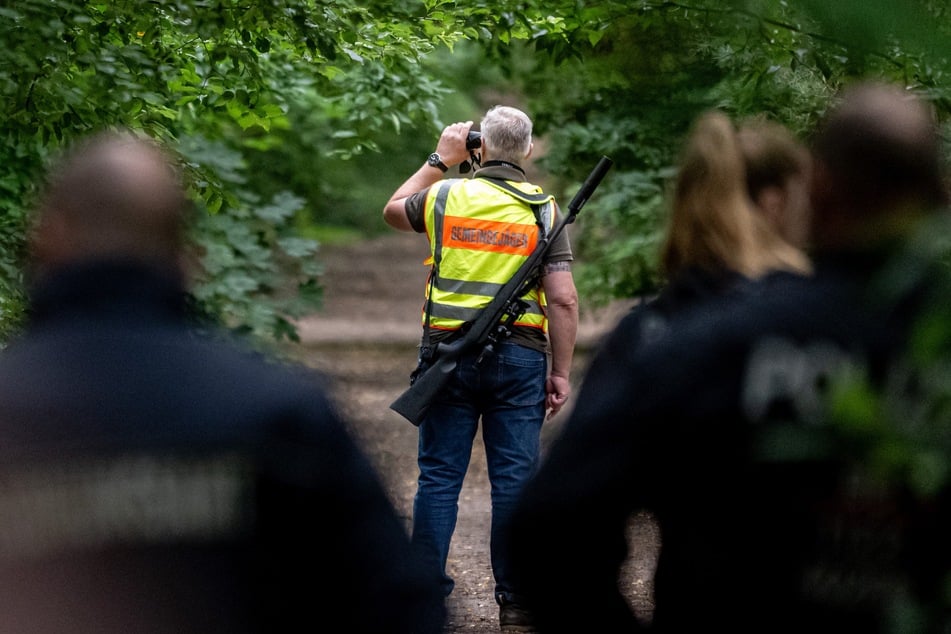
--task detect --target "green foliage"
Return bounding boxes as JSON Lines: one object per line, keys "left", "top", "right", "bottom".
{"left": 178, "top": 136, "right": 323, "bottom": 343}
{"left": 3, "top": 0, "right": 951, "bottom": 342}
{"left": 510, "top": 0, "right": 951, "bottom": 305}
{"left": 239, "top": 60, "right": 454, "bottom": 235}
{"left": 0, "top": 212, "right": 27, "bottom": 346}
{"left": 0, "top": 0, "right": 574, "bottom": 343}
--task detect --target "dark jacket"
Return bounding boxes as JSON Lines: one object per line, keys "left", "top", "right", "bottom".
{"left": 621, "top": 266, "right": 750, "bottom": 351}
{"left": 0, "top": 260, "right": 445, "bottom": 634}
{"left": 508, "top": 243, "right": 950, "bottom": 633}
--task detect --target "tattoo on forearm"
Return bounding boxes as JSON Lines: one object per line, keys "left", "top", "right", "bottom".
{"left": 545, "top": 261, "right": 571, "bottom": 274}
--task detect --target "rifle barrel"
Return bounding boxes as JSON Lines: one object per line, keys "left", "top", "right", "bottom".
{"left": 566, "top": 156, "right": 614, "bottom": 216}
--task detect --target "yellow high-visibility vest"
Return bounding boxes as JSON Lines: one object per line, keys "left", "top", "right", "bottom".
{"left": 422, "top": 177, "right": 556, "bottom": 333}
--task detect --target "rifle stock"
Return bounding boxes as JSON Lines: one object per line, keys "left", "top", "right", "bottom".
{"left": 390, "top": 156, "right": 614, "bottom": 426}
{"left": 389, "top": 339, "right": 464, "bottom": 425}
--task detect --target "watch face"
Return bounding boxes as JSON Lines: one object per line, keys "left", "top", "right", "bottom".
{"left": 428, "top": 152, "right": 447, "bottom": 171}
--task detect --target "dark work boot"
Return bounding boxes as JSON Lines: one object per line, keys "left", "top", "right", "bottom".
{"left": 498, "top": 597, "right": 538, "bottom": 633}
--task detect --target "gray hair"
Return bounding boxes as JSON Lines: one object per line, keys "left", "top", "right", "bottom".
{"left": 480, "top": 105, "right": 533, "bottom": 164}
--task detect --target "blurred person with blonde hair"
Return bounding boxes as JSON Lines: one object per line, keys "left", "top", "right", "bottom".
{"left": 660, "top": 110, "right": 809, "bottom": 281}
{"left": 630, "top": 110, "right": 811, "bottom": 347}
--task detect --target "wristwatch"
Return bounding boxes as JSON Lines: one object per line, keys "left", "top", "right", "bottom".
{"left": 427, "top": 152, "right": 448, "bottom": 172}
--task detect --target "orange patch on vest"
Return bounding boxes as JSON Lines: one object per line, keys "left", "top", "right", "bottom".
{"left": 442, "top": 217, "right": 538, "bottom": 256}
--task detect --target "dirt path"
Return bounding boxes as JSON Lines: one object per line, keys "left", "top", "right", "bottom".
{"left": 290, "top": 231, "right": 655, "bottom": 632}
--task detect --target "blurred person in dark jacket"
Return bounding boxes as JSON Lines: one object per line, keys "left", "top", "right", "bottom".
{"left": 507, "top": 82, "right": 950, "bottom": 633}
{"left": 0, "top": 130, "right": 445, "bottom": 634}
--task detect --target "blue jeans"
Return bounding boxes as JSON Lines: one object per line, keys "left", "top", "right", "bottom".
{"left": 411, "top": 340, "right": 546, "bottom": 605}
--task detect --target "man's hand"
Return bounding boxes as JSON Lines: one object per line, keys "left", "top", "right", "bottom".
{"left": 545, "top": 374, "right": 571, "bottom": 420}
{"left": 383, "top": 120, "right": 474, "bottom": 232}
{"left": 434, "top": 121, "right": 474, "bottom": 168}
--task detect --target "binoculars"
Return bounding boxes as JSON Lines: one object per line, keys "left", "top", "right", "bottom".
{"left": 466, "top": 131, "right": 482, "bottom": 150}
{"left": 460, "top": 131, "right": 482, "bottom": 174}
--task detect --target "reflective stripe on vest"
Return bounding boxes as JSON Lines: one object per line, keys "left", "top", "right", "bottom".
{"left": 423, "top": 178, "right": 555, "bottom": 332}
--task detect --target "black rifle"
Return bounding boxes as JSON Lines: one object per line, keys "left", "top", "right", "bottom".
{"left": 389, "top": 155, "right": 614, "bottom": 426}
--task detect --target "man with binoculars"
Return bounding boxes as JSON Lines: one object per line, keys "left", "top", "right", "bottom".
{"left": 383, "top": 105, "right": 579, "bottom": 633}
